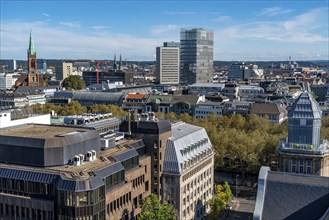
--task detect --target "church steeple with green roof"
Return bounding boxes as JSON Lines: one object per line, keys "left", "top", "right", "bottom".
{"left": 28, "top": 29, "right": 36, "bottom": 55}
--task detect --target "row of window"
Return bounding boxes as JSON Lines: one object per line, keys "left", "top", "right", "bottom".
{"left": 132, "top": 175, "right": 145, "bottom": 189}
{"left": 105, "top": 170, "right": 125, "bottom": 191}
{"left": 0, "top": 203, "right": 54, "bottom": 220}
{"left": 107, "top": 192, "right": 131, "bottom": 214}
{"left": 182, "top": 157, "right": 213, "bottom": 182}
{"left": 291, "top": 160, "right": 312, "bottom": 174}
{"left": 0, "top": 178, "right": 54, "bottom": 197}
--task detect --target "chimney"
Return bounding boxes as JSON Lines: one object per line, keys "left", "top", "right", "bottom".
{"left": 128, "top": 109, "right": 131, "bottom": 134}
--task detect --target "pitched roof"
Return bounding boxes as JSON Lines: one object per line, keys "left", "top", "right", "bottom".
{"left": 172, "top": 95, "right": 200, "bottom": 105}
{"left": 126, "top": 93, "right": 146, "bottom": 99}
{"left": 163, "top": 122, "right": 212, "bottom": 174}
{"left": 254, "top": 167, "right": 329, "bottom": 220}
{"left": 146, "top": 94, "right": 174, "bottom": 104}
{"left": 288, "top": 92, "right": 322, "bottom": 119}
{"left": 251, "top": 103, "right": 286, "bottom": 115}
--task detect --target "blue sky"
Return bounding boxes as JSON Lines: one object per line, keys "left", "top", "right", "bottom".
{"left": 1, "top": 1, "right": 328, "bottom": 61}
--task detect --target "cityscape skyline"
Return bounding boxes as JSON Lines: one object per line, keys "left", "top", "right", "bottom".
{"left": 1, "top": 1, "right": 328, "bottom": 61}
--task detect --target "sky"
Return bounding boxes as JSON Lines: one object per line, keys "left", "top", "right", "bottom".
{"left": 1, "top": 0, "right": 328, "bottom": 61}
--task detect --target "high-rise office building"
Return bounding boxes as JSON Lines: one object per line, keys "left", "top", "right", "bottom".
{"left": 180, "top": 28, "right": 213, "bottom": 85}
{"left": 156, "top": 42, "right": 180, "bottom": 85}
{"left": 56, "top": 62, "right": 73, "bottom": 81}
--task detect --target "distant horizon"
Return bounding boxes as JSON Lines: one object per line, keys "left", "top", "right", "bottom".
{"left": 1, "top": 1, "right": 328, "bottom": 61}
{"left": 1, "top": 58, "right": 328, "bottom": 63}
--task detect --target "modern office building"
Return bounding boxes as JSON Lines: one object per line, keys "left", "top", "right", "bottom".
{"left": 83, "top": 70, "right": 133, "bottom": 86}
{"left": 278, "top": 92, "right": 329, "bottom": 176}
{"left": 162, "top": 121, "right": 214, "bottom": 219}
{"left": 0, "top": 73, "right": 14, "bottom": 90}
{"left": 180, "top": 28, "right": 214, "bottom": 85}
{"left": 120, "top": 111, "right": 172, "bottom": 199}
{"left": 0, "top": 59, "right": 16, "bottom": 71}
{"left": 56, "top": 62, "right": 73, "bottom": 81}
{"left": 227, "top": 63, "right": 246, "bottom": 80}
{"left": 37, "top": 59, "right": 47, "bottom": 73}
{"left": 156, "top": 42, "right": 180, "bottom": 85}
{"left": 0, "top": 124, "right": 152, "bottom": 220}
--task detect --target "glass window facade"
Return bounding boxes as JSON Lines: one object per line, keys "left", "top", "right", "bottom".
{"left": 180, "top": 28, "right": 213, "bottom": 85}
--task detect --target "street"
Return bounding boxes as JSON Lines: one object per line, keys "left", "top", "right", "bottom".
{"left": 219, "top": 186, "right": 256, "bottom": 220}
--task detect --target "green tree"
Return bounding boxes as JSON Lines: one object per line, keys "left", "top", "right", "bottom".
{"left": 208, "top": 182, "right": 233, "bottom": 219}
{"left": 89, "top": 104, "right": 126, "bottom": 117}
{"left": 62, "top": 75, "right": 86, "bottom": 90}
{"left": 58, "top": 101, "right": 87, "bottom": 116}
{"left": 139, "top": 194, "right": 175, "bottom": 220}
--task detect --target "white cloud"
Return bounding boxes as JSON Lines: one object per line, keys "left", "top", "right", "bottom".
{"left": 42, "top": 13, "right": 50, "bottom": 17}
{"left": 91, "top": 25, "right": 111, "bottom": 31}
{"left": 150, "top": 24, "right": 178, "bottom": 35}
{"left": 212, "top": 16, "right": 231, "bottom": 22}
{"left": 59, "top": 21, "right": 81, "bottom": 28}
{"left": 218, "top": 8, "right": 328, "bottom": 43}
{"left": 0, "top": 20, "right": 173, "bottom": 60}
{"left": 257, "top": 7, "right": 294, "bottom": 16}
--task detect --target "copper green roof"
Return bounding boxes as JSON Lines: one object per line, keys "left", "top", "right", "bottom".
{"left": 146, "top": 94, "right": 173, "bottom": 104}
{"left": 28, "top": 30, "right": 36, "bottom": 55}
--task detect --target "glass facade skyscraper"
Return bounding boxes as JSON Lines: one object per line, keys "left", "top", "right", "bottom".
{"left": 180, "top": 28, "right": 214, "bottom": 85}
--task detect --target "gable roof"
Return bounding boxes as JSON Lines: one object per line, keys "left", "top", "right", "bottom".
{"left": 171, "top": 95, "right": 200, "bottom": 105}
{"left": 251, "top": 103, "right": 286, "bottom": 115}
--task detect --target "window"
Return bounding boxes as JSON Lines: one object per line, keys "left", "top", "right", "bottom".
{"left": 306, "top": 161, "right": 312, "bottom": 174}
{"left": 299, "top": 161, "right": 304, "bottom": 173}
{"left": 291, "top": 159, "right": 296, "bottom": 173}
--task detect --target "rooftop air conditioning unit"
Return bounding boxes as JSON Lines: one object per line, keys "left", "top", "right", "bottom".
{"left": 86, "top": 151, "right": 93, "bottom": 161}
{"left": 79, "top": 154, "right": 85, "bottom": 164}
{"left": 91, "top": 150, "right": 96, "bottom": 161}
{"left": 73, "top": 155, "right": 81, "bottom": 166}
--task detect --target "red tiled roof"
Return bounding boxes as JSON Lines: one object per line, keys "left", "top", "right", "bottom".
{"left": 126, "top": 94, "right": 145, "bottom": 99}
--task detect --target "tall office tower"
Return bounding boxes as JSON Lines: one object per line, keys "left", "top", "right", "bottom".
{"left": 180, "top": 28, "right": 213, "bottom": 85}
{"left": 156, "top": 42, "right": 180, "bottom": 85}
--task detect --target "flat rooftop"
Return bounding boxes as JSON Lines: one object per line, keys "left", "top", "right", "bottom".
{"left": 0, "top": 138, "right": 144, "bottom": 180}
{"left": 1, "top": 124, "right": 91, "bottom": 139}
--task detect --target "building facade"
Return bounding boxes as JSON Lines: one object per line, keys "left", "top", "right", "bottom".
{"left": 162, "top": 122, "right": 214, "bottom": 219}
{"left": 180, "top": 28, "right": 213, "bottom": 85}
{"left": 0, "top": 124, "right": 152, "bottom": 220}
{"left": 0, "top": 73, "right": 13, "bottom": 90}
{"left": 56, "top": 62, "right": 73, "bottom": 81}
{"left": 156, "top": 43, "right": 180, "bottom": 85}
{"left": 278, "top": 92, "right": 329, "bottom": 176}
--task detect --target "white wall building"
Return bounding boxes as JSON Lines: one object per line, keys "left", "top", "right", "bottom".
{"left": 0, "top": 73, "right": 14, "bottom": 90}
{"left": 156, "top": 45, "right": 180, "bottom": 85}
{"left": 0, "top": 109, "right": 51, "bottom": 129}
{"left": 162, "top": 122, "right": 214, "bottom": 220}
{"left": 194, "top": 101, "right": 225, "bottom": 119}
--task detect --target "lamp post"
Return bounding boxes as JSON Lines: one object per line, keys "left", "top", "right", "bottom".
{"left": 236, "top": 175, "right": 239, "bottom": 198}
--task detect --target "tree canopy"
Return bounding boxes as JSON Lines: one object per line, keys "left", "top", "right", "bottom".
{"left": 139, "top": 194, "right": 175, "bottom": 220}
{"left": 32, "top": 102, "right": 126, "bottom": 117}
{"left": 62, "top": 75, "right": 86, "bottom": 90}
{"left": 164, "top": 112, "right": 288, "bottom": 173}
{"left": 208, "top": 182, "right": 233, "bottom": 218}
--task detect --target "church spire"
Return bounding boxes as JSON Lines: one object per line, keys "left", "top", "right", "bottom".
{"left": 28, "top": 29, "right": 36, "bottom": 55}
